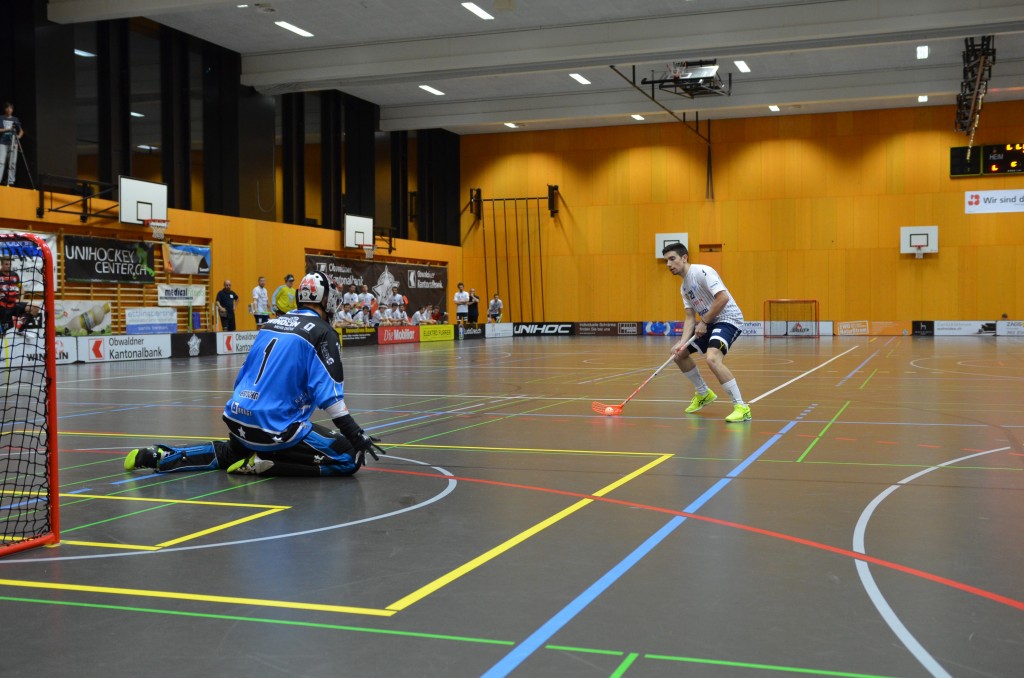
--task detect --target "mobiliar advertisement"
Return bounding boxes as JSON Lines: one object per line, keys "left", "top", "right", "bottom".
{"left": 378, "top": 326, "right": 419, "bottom": 345}
{"left": 78, "top": 334, "right": 171, "bottom": 362}
{"left": 217, "top": 331, "right": 259, "bottom": 355}
{"left": 305, "top": 254, "right": 448, "bottom": 315}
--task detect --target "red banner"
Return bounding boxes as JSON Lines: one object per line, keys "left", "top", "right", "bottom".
{"left": 378, "top": 326, "right": 419, "bottom": 345}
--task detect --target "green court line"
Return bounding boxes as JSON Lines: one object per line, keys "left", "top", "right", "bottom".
{"left": 0, "top": 595, "right": 513, "bottom": 645}
{"left": 644, "top": 653, "right": 897, "bottom": 677}
{"left": 795, "top": 401, "right": 851, "bottom": 463}
{"left": 610, "top": 652, "right": 640, "bottom": 677}
{"left": 858, "top": 368, "right": 878, "bottom": 390}
{"left": 0, "top": 595, "right": 899, "bottom": 676}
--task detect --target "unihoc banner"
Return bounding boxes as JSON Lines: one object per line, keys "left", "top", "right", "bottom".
{"left": 964, "top": 189, "right": 1024, "bottom": 214}
{"left": 55, "top": 300, "right": 112, "bottom": 336}
{"left": 64, "top": 235, "right": 155, "bottom": 284}
{"left": 165, "top": 243, "right": 211, "bottom": 275}
{"left": 157, "top": 284, "right": 207, "bottom": 307}
{"left": 305, "top": 254, "right": 448, "bottom": 316}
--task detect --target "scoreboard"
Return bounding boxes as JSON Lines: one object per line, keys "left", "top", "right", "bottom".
{"left": 951, "top": 143, "right": 1024, "bottom": 177}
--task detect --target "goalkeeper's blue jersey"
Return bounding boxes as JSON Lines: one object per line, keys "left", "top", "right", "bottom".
{"left": 222, "top": 308, "right": 345, "bottom": 451}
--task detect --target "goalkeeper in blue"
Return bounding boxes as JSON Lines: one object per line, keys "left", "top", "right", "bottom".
{"left": 124, "top": 271, "right": 385, "bottom": 476}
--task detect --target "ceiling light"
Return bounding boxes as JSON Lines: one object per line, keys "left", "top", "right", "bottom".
{"left": 631, "top": 114, "right": 645, "bottom": 121}
{"left": 462, "top": 2, "right": 495, "bottom": 20}
{"left": 274, "top": 21, "right": 314, "bottom": 37}
{"left": 419, "top": 85, "right": 446, "bottom": 96}
{"left": 917, "top": 45, "right": 929, "bottom": 60}
{"left": 768, "top": 105, "right": 780, "bottom": 112}
{"left": 137, "top": 145, "right": 158, "bottom": 151}
{"left": 130, "top": 112, "right": 145, "bottom": 118}
{"left": 74, "top": 49, "right": 96, "bottom": 58}
{"left": 237, "top": 4, "right": 249, "bottom": 7}
{"left": 734, "top": 60, "right": 751, "bottom": 73}
{"left": 569, "top": 73, "right": 591, "bottom": 85}
{"left": 504, "top": 122, "right": 518, "bottom": 128}
{"left": 918, "top": 95, "right": 929, "bottom": 103}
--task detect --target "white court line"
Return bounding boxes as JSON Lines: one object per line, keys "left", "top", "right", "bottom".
{"left": 852, "top": 446, "right": 1009, "bottom": 678}
{"left": 748, "top": 345, "right": 860, "bottom": 403}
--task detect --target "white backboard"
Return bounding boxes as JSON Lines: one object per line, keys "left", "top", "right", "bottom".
{"left": 119, "top": 176, "right": 168, "bottom": 225}
{"left": 344, "top": 214, "right": 374, "bottom": 248}
{"left": 900, "top": 225, "right": 938, "bottom": 254}
{"left": 655, "top": 232, "right": 689, "bottom": 258}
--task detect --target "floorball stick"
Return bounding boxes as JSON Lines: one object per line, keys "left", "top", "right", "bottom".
{"left": 591, "top": 335, "right": 698, "bottom": 416}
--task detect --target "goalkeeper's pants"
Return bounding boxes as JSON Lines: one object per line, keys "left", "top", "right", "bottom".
{"left": 154, "top": 423, "right": 361, "bottom": 476}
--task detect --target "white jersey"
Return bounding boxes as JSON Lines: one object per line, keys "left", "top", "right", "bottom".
{"left": 251, "top": 285, "right": 269, "bottom": 315}
{"left": 358, "top": 292, "right": 375, "bottom": 309}
{"left": 343, "top": 291, "right": 359, "bottom": 307}
{"left": 454, "top": 290, "right": 470, "bottom": 313}
{"left": 680, "top": 264, "right": 744, "bottom": 327}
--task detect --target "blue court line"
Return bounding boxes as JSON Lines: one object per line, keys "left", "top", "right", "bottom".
{"left": 482, "top": 419, "right": 800, "bottom": 677}
{"left": 837, "top": 351, "right": 878, "bottom": 387}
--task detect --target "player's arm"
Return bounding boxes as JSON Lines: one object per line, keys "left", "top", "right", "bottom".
{"left": 313, "top": 333, "right": 386, "bottom": 460}
{"left": 674, "top": 308, "right": 697, "bottom": 354}
{"left": 697, "top": 291, "right": 731, "bottom": 329}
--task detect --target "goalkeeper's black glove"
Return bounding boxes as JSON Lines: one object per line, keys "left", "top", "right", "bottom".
{"left": 352, "top": 431, "right": 387, "bottom": 463}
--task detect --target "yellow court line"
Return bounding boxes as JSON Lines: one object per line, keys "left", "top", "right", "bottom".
{"left": 57, "top": 540, "right": 160, "bottom": 551}
{"left": 386, "top": 453, "right": 674, "bottom": 611}
{"left": 0, "top": 579, "right": 396, "bottom": 617}
{"left": 156, "top": 507, "right": 288, "bottom": 548}
{"left": 59, "top": 493, "right": 289, "bottom": 510}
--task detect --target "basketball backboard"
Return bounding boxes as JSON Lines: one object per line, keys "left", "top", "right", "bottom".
{"left": 900, "top": 225, "right": 938, "bottom": 254}
{"left": 119, "top": 176, "right": 168, "bottom": 226}
{"left": 344, "top": 214, "right": 374, "bottom": 249}
{"left": 655, "top": 232, "right": 689, "bottom": 258}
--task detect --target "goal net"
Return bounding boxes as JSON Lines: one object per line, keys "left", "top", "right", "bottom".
{"left": 764, "top": 299, "right": 820, "bottom": 338}
{"left": 0, "top": 232, "right": 59, "bottom": 557}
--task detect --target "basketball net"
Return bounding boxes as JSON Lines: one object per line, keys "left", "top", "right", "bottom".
{"left": 145, "top": 219, "right": 169, "bottom": 241}
{"left": 914, "top": 245, "right": 924, "bottom": 259}
{"left": 361, "top": 244, "right": 376, "bottom": 260}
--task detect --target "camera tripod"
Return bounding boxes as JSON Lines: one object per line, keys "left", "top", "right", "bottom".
{"left": 1, "top": 131, "right": 35, "bottom": 190}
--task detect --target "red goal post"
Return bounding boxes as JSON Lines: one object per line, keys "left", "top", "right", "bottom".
{"left": 0, "top": 232, "right": 59, "bottom": 557}
{"left": 763, "top": 299, "right": 820, "bottom": 338}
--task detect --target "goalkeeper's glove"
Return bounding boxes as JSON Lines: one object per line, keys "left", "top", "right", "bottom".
{"left": 352, "top": 431, "right": 387, "bottom": 464}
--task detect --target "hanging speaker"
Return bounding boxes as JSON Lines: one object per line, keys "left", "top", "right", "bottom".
{"left": 469, "top": 188, "right": 482, "bottom": 218}
{"left": 547, "top": 184, "right": 559, "bottom": 217}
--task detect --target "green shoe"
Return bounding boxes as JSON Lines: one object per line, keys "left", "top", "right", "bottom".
{"left": 226, "top": 454, "right": 274, "bottom": 475}
{"left": 124, "top": 446, "right": 161, "bottom": 472}
{"left": 684, "top": 389, "right": 717, "bottom": 414}
{"left": 725, "top": 404, "right": 752, "bottom": 423}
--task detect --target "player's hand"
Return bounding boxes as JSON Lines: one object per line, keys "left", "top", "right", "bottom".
{"left": 694, "top": 321, "right": 707, "bottom": 337}
{"left": 353, "top": 431, "right": 387, "bottom": 463}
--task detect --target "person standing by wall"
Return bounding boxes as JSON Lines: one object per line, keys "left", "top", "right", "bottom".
{"left": 272, "top": 274, "right": 296, "bottom": 317}
{"left": 467, "top": 287, "right": 481, "bottom": 324}
{"left": 215, "top": 280, "right": 239, "bottom": 331}
{"left": 0, "top": 102, "right": 24, "bottom": 186}
{"left": 251, "top": 276, "right": 270, "bottom": 327}
{"left": 453, "top": 282, "right": 470, "bottom": 323}
{"left": 487, "top": 293, "right": 503, "bottom": 323}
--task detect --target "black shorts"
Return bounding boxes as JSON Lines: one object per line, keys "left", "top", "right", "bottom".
{"left": 689, "top": 322, "right": 742, "bottom": 356}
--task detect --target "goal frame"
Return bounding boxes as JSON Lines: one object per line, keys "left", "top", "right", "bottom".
{"left": 763, "top": 298, "right": 820, "bottom": 338}
{"left": 0, "top": 232, "right": 59, "bottom": 556}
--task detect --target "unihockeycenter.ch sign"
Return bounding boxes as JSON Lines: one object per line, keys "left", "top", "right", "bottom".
{"left": 64, "top": 235, "right": 155, "bottom": 284}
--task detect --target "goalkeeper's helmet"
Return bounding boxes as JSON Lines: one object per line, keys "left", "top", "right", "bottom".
{"left": 296, "top": 271, "right": 340, "bottom": 316}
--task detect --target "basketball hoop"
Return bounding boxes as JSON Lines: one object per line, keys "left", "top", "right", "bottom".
{"left": 913, "top": 245, "right": 925, "bottom": 259}
{"left": 361, "top": 244, "right": 376, "bottom": 260}
{"left": 144, "top": 219, "right": 169, "bottom": 241}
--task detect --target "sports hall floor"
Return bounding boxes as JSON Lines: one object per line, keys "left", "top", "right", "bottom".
{"left": 2, "top": 335, "right": 1023, "bottom": 677}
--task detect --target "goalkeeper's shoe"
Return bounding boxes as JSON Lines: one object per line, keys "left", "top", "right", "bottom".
{"left": 226, "top": 454, "right": 274, "bottom": 475}
{"left": 125, "top": 446, "right": 163, "bottom": 471}
{"left": 684, "top": 389, "right": 717, "bottom": 414}
{"left": 725, "top": 404, "right": 752, "bottom": 423}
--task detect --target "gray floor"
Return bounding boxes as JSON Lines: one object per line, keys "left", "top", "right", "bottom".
{"left": 2, "top": 335, "right": 1023, "bottom": 677}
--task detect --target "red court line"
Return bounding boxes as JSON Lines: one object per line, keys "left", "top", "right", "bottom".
{"left": 366, "top": 466, "right": 1024, "bottom": 613}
